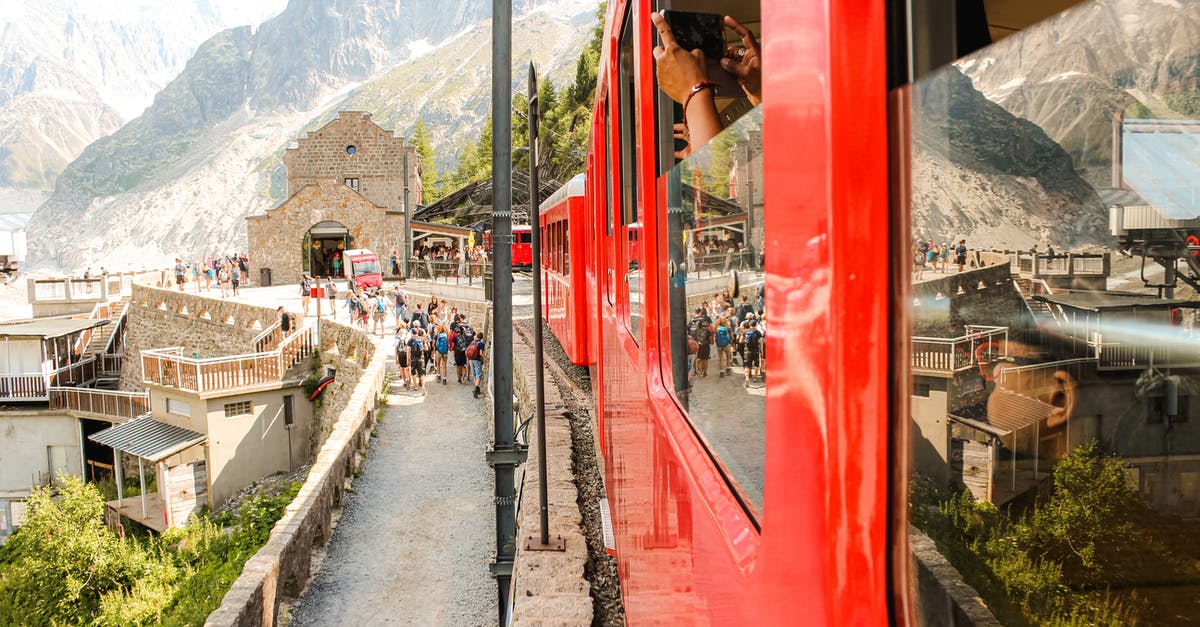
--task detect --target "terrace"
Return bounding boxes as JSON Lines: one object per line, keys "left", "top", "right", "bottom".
{"left": 141, "top": 321, "right": 315, "bottom": 396}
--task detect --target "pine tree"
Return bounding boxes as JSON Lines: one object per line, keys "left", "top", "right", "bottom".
{"left": 411, "top": 119, "right": 438, "bottom": 203}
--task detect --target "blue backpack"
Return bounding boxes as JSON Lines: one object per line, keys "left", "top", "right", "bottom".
{"left": 436, "top": 332, "right": 449, "bottom": 354}
{"left": 375, "top": 297, "right": 386, "bottom": 313}
{"left": 716, "top": 325, "right": 731, "bottom": 348}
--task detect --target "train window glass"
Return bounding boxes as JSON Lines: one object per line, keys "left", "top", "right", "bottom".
{"left": 900, "top": 1, "right": 1200, "bottom": 623}
{"left": 618, "top": 10, "right": 642, "bottom": 342}
{"left": 662, "top": 105, "right": 764, "bottom": 516}
{"left": 563, "top": 219, "right": 570, "bottom": 275}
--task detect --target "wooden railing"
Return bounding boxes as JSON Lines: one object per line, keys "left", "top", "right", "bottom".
{"left": 252, "top": 322, "right": 283, "bottom": 353}
{"left": 49, "top": 387, "right": 149, "bottom": 420}
{"left": 50, "top": 357, "right": 98, "bottom": 387}
{"left": 141, "top": 324, "right": 315, "bottom": 394}
{"left": 912, "top": 325, "right": 1009, "bottom": 374}
{"left": 0, "top": 374, "right": 48, "bottom": 399}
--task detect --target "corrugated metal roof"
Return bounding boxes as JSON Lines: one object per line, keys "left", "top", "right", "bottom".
{"left": 986, "top": 388, "right": 1054, "bottom": 447}
{"left": 0, "top": 318, "right": 108, "bottom": 339}
{"left": 88, "top": 414, "right": 206, "bottom": 462}
{"left": 0, "top": 213, "right": 30, "bottom": 231}
{"left": 1123, "top": 120, "right": 1200, "bottom": 219}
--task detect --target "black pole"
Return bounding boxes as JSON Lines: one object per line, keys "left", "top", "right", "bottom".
{"left": 486, "top": 0, "right": 521, "bottom": 623}
{"left": 528, "top": 63, "right": 551, "bottom": 547}
{"left": 403, "top": 149, "right": 412, "bottom": 278}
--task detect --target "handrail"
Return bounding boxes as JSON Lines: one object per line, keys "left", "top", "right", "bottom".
{"left": 141, "top": 322, "right": 315, "bottom": 393}
{"left": 48, "top": 387, "right": 149, "bottom": 420}
{"left": 912, "top": 326, "right": 1009, "bottom": 373}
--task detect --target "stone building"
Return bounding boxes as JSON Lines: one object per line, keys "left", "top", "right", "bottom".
{"left": 247, "top": 111, "right": 419, "bottom": 286}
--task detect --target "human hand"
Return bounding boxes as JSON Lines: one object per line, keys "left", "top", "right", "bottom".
{"left": 720, "top": 16, "right": 762, "bottom": 105}
{"left": 673, "top": 123, "right": 691, "bottom": 159}
{"left": 651, "top": 11, "right": 710, "bottom": 104}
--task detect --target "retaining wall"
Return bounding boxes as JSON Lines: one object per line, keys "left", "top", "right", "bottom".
{"left": 204, "top": 324, "right": 390, "bottom": 627}
{"left": 910, "top": 525, "right": 1000, "bottom": 626}
{"left": 119, "top": 277, "right": 300, "bottom": 391}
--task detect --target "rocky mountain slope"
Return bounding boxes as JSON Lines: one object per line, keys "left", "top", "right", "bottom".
{"left": 0, "top": 0, "right": 285, "bottom": 210}
{"left": 959, "top": 0, "right": 1200, "bottom": 184}
{"left": 26, "top": 0, "right": 598, "bottom": 271}
{"left": 911, "top": 67, "right": 1108, "bottom": 250}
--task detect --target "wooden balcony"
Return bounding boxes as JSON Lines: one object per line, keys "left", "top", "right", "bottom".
{"left": 141, "top": 324, "right": 315, "bottom": 395}
{"left": 49, "top": 387, "right": 149, "bottom": 421}
{"left": 0, "top": 356, "right": 99, "bottom": 402}
{"left": 912, "top": 325, "right": 1010, "bottom": 376}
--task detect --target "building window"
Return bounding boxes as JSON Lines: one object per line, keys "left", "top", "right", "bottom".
{"left": 913, "top": 382, "right": 931, "bottom": 397}
{"left": 346, "top": 145, "right": 356, "bottom": 155}
{"left": 166, "top": 398, "right": 190, "bottom": 417}
{"left": 345, "top": 178, "right": 359, "bottom": 192}
{"left": 224, "top": 401, "right": 253, "bottom": 418}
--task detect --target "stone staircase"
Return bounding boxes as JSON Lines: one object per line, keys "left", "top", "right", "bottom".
{"left": 84, "top": 300, "right": 129, "bottom": 356}
{"left": 1013, "top": 277, "right": 1056, "bottom": 319}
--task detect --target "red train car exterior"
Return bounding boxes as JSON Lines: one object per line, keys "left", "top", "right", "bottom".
{"left": 539, "top": 173, "right": 590, "bottom": 366}
{"left": 512, "top": 225, "right": 532, "bottom": 268}
{"left": 577, "top": 1, "right": 891, "bottom": 624}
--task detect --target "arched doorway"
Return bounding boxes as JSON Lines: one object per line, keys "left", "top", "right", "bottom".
{"left": 304, "top": 221, "right": 351, "bottom": 277}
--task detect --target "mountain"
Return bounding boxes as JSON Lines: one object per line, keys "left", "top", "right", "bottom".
{"left": 911, "top": 67, "right": 1108, "bottom": 249}
{"left": 0, "top": 0, "right": 286, "bottom": 211}
{"left": 25, "top": 0, "right": 599, "bottom": 271}
{"left": 959, "top": 0, "right": 1200, "bottom": 185}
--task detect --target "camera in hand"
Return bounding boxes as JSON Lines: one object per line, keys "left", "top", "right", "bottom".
{"left": 660, "top": 10, "right": 725, "bottom": 59}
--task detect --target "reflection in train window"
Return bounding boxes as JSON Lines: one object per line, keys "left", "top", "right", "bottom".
{"left": 663, "top": 107, "right": 764, "bottom": 516}
{"left": 902, "top": 1, "right": 1200, "bottom": 622}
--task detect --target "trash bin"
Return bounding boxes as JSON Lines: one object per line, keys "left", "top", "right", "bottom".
{"left": 260, "top": 268, "right": 272, "bottom": 287}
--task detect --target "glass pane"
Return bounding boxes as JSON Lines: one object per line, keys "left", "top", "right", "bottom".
{"left": 663, "top": 106, "right": 764, "bottom": 515}
{"left": 619, "top": 15, "right": 641, "bottom": 342}
{"left": 904, "top": 2, "right": 1200, "bottom": 623}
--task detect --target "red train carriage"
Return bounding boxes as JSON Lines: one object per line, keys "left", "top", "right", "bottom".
{"left": 511, "top": 224, "right": 532, "bottom": 268}
{"left": 566, "top": 0, "right": 1200, "bottom": 624}
{"left": 539, "top": 173, "right": 591, "bottom": 366}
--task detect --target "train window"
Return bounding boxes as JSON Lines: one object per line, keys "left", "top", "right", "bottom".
{"left": 662, "top": 104, "right": 764, "bottom": 516}
{"left": 618, "top": 8, "right": 642, "bottom": 342}
{"left": 899, "top": 1, "right": 1200, "bottom": 623}
{"left": 563, "top": 219, "right": 569, "bottom": 275}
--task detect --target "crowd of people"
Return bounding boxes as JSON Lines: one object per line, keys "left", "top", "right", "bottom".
{"left": 685, "top": 285, "right": 766, "bottom": 391}
{"left": 912, "top": 239, "right": 969, "bottom": 279}
{"left": 173, "top": 254, "right": 251, "bottom": 297}
{"left": 393, "top": 303, "right": 486, "bottom": 399}
{"left": 399, "top": 243, "right": 490, "bottom": 280}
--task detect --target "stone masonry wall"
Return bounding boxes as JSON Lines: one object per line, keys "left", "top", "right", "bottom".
{"left": 119, "top": 278, "right": 293, "bottom": 392}
{"left": 205, "top": 322, "right": 389, "bottom": 627}
{"left": 246, "top": 179, "right": 407, "bottom": 287}
{"left": 306, "top": 319, "right": 377, "bottom": 455}
{"left": 282, "top": 111, "right": 417, "bottom": 211}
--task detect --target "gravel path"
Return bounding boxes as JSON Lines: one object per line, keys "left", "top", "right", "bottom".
{"left": 288, "top": 366, "right": 495, "bottom": 626}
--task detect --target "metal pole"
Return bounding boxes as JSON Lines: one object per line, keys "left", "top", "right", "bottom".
{"left": 527, "top": 63, "right": 557, "bottom": 550}
{"left": 138, "top": 456, "right": 146, "bottom": 518}
{"left": 404, "top": 149, "right": 412, "bottom": 279}
{"left": 486, "top": 1, "right": 524, "bottom": 623}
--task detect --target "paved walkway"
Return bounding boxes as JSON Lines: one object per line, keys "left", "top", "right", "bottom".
{"left": 287, "top": 357, "right": 496, "bottom": 626}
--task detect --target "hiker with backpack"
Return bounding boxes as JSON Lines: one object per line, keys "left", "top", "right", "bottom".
{"left": 370, "top": 291, "right": 388, "bottom": 336}
{"left": 688, "top": 307, "right": 714, "bottom": 379}
{"left": 433, "top": 321, "right": 451, "bottom": 385}
{"left": 714, "top": 313, "right": 734, "bottom": 377}
{"left": 453, "top": 315, "right": 476, "bottom": 385}
{"left": 392, "top": 286, "right": 408, "bottom": 331}
{"left": 395, "top": 325, "right": 412, "bottom": 389}
{"left": 408, "top": 323, "right": 428, "bottom": 395}
{"left": 466, "top": 334, "right": 486, "bottom": 398}
{"left": 740, "top": 312, "right": 764, "bottom": 387}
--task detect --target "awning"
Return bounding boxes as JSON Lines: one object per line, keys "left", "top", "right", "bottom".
{"left": 88, "top": 414, "right": 206, "bottom": 462}
{"left": 0, "top": 318, "right": 109, "bottom": 339}
{"left": 984, "top": 388, "right": 1055, "bottom": 448}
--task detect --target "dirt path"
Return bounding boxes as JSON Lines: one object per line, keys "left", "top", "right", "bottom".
{"left": 287, "top": 363, "right": 495, "bottom": 626}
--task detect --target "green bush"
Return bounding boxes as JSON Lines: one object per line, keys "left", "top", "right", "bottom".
{"left": 0, "top": 478, "right": 301, "bottom": 626}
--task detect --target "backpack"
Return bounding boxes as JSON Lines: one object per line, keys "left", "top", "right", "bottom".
{"left": 689, "top": 319, "right": 710, "bottom": 345}
{"left": 375, "top": 297, "right": 386, "bottom": 313}
{"left": 744, "top": 328, "right": 761, "bottom": 351}
{"left": 466, "top": 340, "right": 481, "bottom": 361}
{"left": 455, "top": 326, "right": 474, "bottom": 351}
{"left": 409, "top": 336, "right": 425, "bottom": 356}
{"left": 716, "top": 325, "right": 731, "bottom": 348}
{"left": 436, "top": 332, "right": 449, "bottom": 354}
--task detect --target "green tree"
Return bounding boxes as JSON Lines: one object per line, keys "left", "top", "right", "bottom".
{"left": 411, "top": 119, "right": 439, "bottom": 203}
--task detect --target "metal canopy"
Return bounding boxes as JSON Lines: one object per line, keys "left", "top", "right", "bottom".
{"left": 1034, "top": 292, "right": 1200, "bottom": 312}
{"left": 89, "top": 414, "right": 206, "bottom": 462}
{"left": 1123, "top": 120, "right": 1200, "bottom": 219}
{"left": 0, "top": 318, "right": 109, "bottom": 339}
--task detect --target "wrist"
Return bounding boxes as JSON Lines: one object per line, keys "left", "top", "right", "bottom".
{"left": 682, "top": 81, "right": 717, "bottom": 128}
